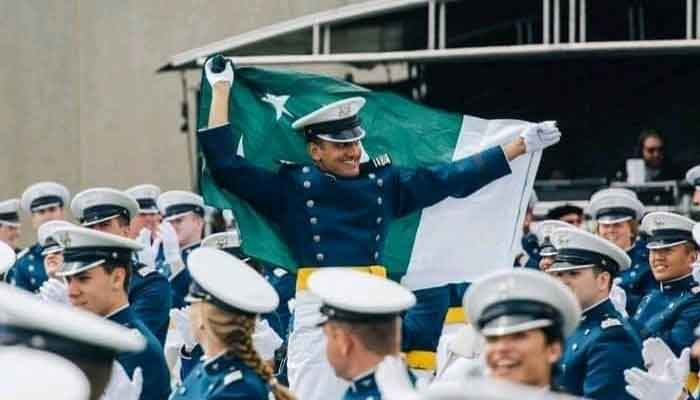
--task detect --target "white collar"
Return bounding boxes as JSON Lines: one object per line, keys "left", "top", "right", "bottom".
{"left": 582, "top": 297, "right": 609, "bottom": 314}
{"left": 104, "top": 303, "right": 129, "bottom": 319}
{"left": 203, "top": 350, "right": 228, "bottom": 366}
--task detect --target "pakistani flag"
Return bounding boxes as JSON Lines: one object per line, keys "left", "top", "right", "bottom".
{"left": 198, "top": 65, "right": 541, "bottom": 290}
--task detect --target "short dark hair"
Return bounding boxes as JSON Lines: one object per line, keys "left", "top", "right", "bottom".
{"left": 101, "top": 261, "right": 131, "bottom": 292}
{"left": 546, "top": 205, "right": 583, "bottom": 220}
{"left": 591, "top": 266, "right": 614, "bottom": 290}
{"left": 336, "top": 319, "right": 399, "bottom": 356}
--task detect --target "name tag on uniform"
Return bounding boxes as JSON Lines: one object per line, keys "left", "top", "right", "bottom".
{"left": 223, "top": 370, "right": 243, "bottom": 386}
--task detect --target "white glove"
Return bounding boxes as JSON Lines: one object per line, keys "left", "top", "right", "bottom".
{"left": 520, "top": 121, "right": 561, "bottom": 153}
{"left": 253, "top": 318, "right": 283, "bottom": 362}
{"left": 170, "top": 307, "right": 197, "bottom": 352}
{"left": 376, "top": 355, "right": 421, "bottom": 400}
{"left": 642, "top": 338, "right": 690, "bottom": 381}
{"left": 101, "top": 362, "right": 143, "bottom": 400}
{"left": 609, "top": 284, "right": 629, "bottom": 318}
{"left": 205, "top": 56, "right": 234, "bottom": 86}
{"left": 136, "top": 228, "right": 155, "bottom": 268}
{"left": 624, "top": 366, "right": 685, "bottom": 400}
{"left": 160, "top": 221, "right": 183, "bottom": 266}
{"left": 38, "top": 278, "right": 69, "bottom": 305}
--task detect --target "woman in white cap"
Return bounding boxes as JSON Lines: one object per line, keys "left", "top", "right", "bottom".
{"left": 171, "top": 247, "right": 295, "bottom": 400}
{"left": 588, "top": 188, "right": 650, "bottom": 314}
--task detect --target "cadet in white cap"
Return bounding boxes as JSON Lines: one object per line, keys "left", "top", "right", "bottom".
{"left": 71, "top": 187, "right": 139, "bottom": 233}
{"left": 170, "top": 247, "right": 295, "bottom": 400}
{"left": 0, "top": 283, "right": 145, "bottom": 399}
{"left": 589, "top": 188, "right": 651, "bottom": 315}
{"left": 36, "top": 220, "right": 73, "bottom": 279}
{"left": 546, "top": 227, "right": 643, "bottom": 399}
{"left": 71, "top": 187, "right": 172, "bottom": 347}
{"left": 686, "top": 164, "right": 700, "bottom": 205}
{"left": 172, "top": 231, "right": 284, "bottom": 381}
{"left": 157, "top": 190, "right": 205, "bottom": 308}
{"left": 51, "top": 225, "right": 171, "bottom": 400}
{"left": 0, "top": 198, "right": 21, "bottom": 252}
{"left": 533, "top": 219, "right": 571, "bottom": 272}
{"left": 308, "top": 269, "right": 416, "bottom": 400}
{"left": 465, "top": 268, "right": 580, "bottom": 392}
{"left": 200, "top": 55, "right": 563, "bottom": 399}
{"left": 631, "top": 212, "right": 700, "bottom": 355}
{"left": 125, "top": 184, "right": 162, "bottom": 237}
{"left": 12, "top": 181, "right": 70, "bottom": 292}
{"left": 0, "top": 347, "right": 90, "bottom": 400}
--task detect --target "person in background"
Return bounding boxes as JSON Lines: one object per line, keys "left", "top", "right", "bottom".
{"left": 546, "top": 204, "right": 584, "bottom": 228}
{"left": 548, "top": 227, "right": 643, "bottom": 399}
{"left": 686, "top": 165, "right": 700, "bottom": 206}
{"left": 13, "top": 181, "right": 70, "bottom": 292}
{"left": 588, "top": 188, "right": 650, "bottom": 315}
{"left": 465, "top": 269, "right": 581, "bottom": 393}
{"left": 0, "top": 198, "right": 21, "bottom": 253}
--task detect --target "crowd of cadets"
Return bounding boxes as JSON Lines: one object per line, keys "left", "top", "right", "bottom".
{"left": 0, "top": 54, "right": 698, "bottom": 400}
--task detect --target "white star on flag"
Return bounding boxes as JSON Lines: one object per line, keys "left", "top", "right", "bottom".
{"left": 261, "top": 93, "right": 293, "bottom": 121}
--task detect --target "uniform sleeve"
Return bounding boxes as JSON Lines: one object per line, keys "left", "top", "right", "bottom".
{"left": 198, "top": 124, "right": 286, "bottom": 220}
{"left": 391, "top": 146, "right": 512, "bottom": 218}
{"left": 583, "top": 330, "right": 643, "bottom": 400}
{"left": 130, "top": 274, "right": 172, "bottom": 346}
{"left": 660, "top": 300, "right": 700, "bottom": 355}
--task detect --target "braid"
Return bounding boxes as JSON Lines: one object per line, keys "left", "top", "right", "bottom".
{"left": 204, "top": 304, "right": 297, "bottom": 400}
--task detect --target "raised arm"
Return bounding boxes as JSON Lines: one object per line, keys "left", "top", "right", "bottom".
{"left": 391, "top": 121, "right": 561, "bottom": 217}
{"left": 198, "top": 57, "right": 286, "bottom": 219}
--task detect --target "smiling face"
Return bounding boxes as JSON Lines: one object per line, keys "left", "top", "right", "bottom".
{"left": 308, "top": 140, "right": 362, "bottom": 177}
{"left": 597, "top": 221, "right": 634, "bottom": 250}
{"left": 649, "top": 243, "right": 696, "bottom": 282}
{"left": 485, "top": 329, "right": 561, "bottom": 387}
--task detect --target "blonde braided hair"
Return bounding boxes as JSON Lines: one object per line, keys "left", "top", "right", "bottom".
{"left": 203, "top": 303, "right": 297, "bottom": 400}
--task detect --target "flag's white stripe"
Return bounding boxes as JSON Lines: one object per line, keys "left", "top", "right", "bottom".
{"left": 400, "top": 116, "right": 540, "bottom": 290}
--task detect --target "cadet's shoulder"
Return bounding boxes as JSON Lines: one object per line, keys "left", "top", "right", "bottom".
{"left": 14, "top": 248, "right": 30, "bottom": 263}
{"left": 594, "top": 318, "right": 638, "bottom": 342}
{"left": 215, "top": 368, "right": 269, "bottom": 398}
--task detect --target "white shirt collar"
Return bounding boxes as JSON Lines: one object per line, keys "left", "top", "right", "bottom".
{"left": 104, "top": 303, "right": 129, "bottom": 319}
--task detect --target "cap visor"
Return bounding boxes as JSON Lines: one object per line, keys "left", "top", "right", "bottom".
{"left": 598, "top": 216, "right": 633, "bottom": 224}
{"left": 316, "top": 127, "right": 365, "bottom": 143}
{"left": 163, "top": 211, "right": 192, "bottom": 222}
{"left": 56, "top": 259, "right": 105, "bottom": 277}
{"left": 547, "top": 262, "right": 596, "bottom": 273}
{"left": 481, "top": 318, "right": 553, "bottom": 337}
{"left": 647, "top": 240, "right": 688, "bottom": 250}
{"left": 81, "top": 214, "right": 120, "bottom": 227}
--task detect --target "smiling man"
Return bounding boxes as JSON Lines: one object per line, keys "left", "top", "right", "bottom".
{"left": 631, "top": 212, "right": 700, "bottom": 355}
{"left": 465, "top": 269, "right": 580, "bottom": 393}
{"left": 52, "top": 225, "right": 170, "bottom": 400}
{"left": 200, "top": 56, "right": 563, "bottom": 399}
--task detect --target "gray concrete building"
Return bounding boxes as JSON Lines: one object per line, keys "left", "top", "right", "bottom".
{"left": 0, "top": 0, "right": 360, "bottom": 244}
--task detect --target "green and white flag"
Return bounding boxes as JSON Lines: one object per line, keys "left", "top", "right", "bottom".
{"left": 198, "top": 66, "right": 541, "bottom": 290}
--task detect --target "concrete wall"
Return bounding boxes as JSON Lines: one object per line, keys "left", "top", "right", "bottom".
{"left": 0, "top": 0, "right": 361, "bottom": 244}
